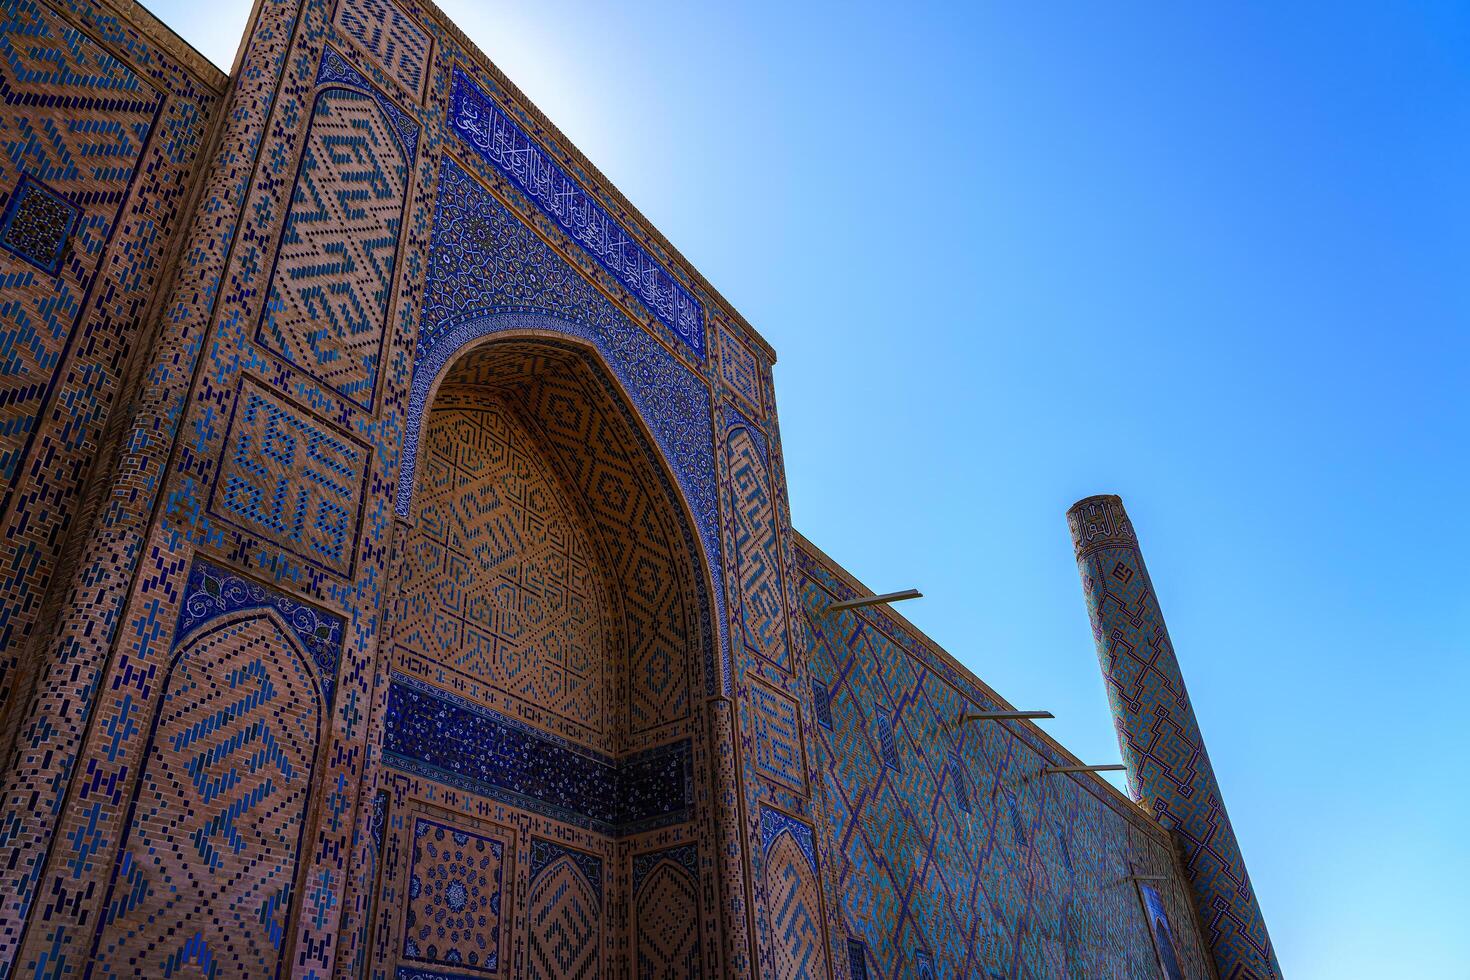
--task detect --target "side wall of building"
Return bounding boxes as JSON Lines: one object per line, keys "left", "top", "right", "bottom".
{"left": 0, "top": 0, "right": 226, "bottom": 764}
{"left": 795, "top": 533, "right": 1216, "bottom": 980}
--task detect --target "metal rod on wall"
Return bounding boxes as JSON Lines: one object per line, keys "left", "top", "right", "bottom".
{"left": 826, "top": 588, "right": 922, "bottom": 612}
{"left": 1041, "top": 764, "right": 1127, "bottom": 775}
{"left": 957, "top": 710, "right": 1054, "bottom": 724}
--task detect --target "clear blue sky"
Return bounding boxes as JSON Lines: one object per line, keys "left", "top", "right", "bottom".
{"left": 159, "top": 1, "right": 1468, "bottom": 975}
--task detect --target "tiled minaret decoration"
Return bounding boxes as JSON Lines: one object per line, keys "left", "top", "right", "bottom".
{"left": 1068, "top": 494, "right": 1281, "bottom": 979}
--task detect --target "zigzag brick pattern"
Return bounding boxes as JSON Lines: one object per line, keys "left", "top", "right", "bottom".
{"left": 525, "top": 844, "right": 600, "bottom": 979}
{"left": 395, "top": 389, "right": 611, "bottom": 746}
{"left": 92, "top": 614, "right": 325, "bottom": 977}
{"left": 332, "top": 0, "right": 430, "bottom": 100}
{"left": 0, "top": 0, "right": 158, "bottom": 491}
{"left": 633, "top": 846, "right": 701, "bottom": 978}
{"left": 761, "top": 810, "right": 825, "bottom": 980}
{"left": 1068, "top": 494, "right": 1281, "bottom": 979}
{"left": 728, "top": 424, "right": 789, "bottom": 671}
{"left": 0, "top": 0, "right": 222, "bottom": 970}
{"left": 258, "top": 86, "right": 409, "bottom": 409}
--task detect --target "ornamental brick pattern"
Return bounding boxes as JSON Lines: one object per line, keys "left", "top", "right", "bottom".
{"left": 1069, "top": 494, "right": 1281, "bottom": 979}
{"left": 798, "top": 535, "right": 1213, "bottom": 979}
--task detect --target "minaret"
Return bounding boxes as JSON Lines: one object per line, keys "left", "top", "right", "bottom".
{"left": 1067, "top": 495, "right": 1280, "bottom": 979}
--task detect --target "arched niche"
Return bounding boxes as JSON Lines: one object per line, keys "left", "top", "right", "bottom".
{"left": 392, "top": 333, "right": 715, "bottom": 746}
{"left": 377, "top": 329, "right": 726, "bottom": 976}
{"left": 89, "top": 608, "right": 329, "bottom": 978}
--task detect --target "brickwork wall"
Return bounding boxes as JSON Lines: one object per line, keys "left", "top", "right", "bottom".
{"left": 0, "top": 0, "right": 225, "bottom": 768}
{"left": 796, "top": 534, "right": 1216, "bottom": 980}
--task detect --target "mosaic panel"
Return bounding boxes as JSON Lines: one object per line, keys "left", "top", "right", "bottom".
{"left": 747, "top": 676, "right": 806, "bottom": 792}
{"left": 395, "top": 393, "right": 611, "bottom": 745}
{"left": 716, "top": 322, "right": 761, "bottom": 413}
{"left": 761, "top": 808, "right": 825, "bottom": 980}
{"left": 402, "top": 817, "right": 507, "bottom": 975}
{"left": 727, "top": 424, "right": 788, "bottom": 670}
{"left": 873, "top": 710, "right": 900, "bottom": 772}
{"left": 175, "top": 556, "right": 345, "bottom": 703}
{"left": 811, "top": 677, "right": 832, "bottom": 730}
{"left": 383, "top": 676, "right": 692, "bottom": 836}
{"left": 525, "top": 842, "right": 600, "bottom": 980}
{"left": 92, "top": 614, "right": 325, "bottom": 977}
{"left": 0, "top": 173, "right": 78, "bottom": 273}
{"left": 633, "top": 845, "right": 701, "bottom": 979}
{"left": 332, "top": 0, "right": 431, "bottom": 99}
{"left": 1069, "top": 495, "right": 1280, "bottom": 978}
{"left": 209, "top": 377, "right": 370, "bottom": 577}
{"left": 448, "top": 67, "right": 704, "bottom": 357}
{"left": 257, "top": 77, "right": 411, "bottom": 409}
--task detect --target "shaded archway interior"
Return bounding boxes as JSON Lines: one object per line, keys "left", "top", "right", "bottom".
{"left": 395, "top": 339, "right": 711, "bottom": 753}
{"left": 381, "top": 339, "right": 715, "bottom": 972}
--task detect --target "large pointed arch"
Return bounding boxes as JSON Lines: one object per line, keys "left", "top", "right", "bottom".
{"left": 398, "top": 314, "right": 725, "bottom": 698}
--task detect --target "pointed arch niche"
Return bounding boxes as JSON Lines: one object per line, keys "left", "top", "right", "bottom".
{"left": 375, "top": 327, "right": 726, "bottom": 976}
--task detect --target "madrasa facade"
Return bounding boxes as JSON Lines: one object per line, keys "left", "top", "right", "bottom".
{"left": 0, "top": 0, "right": 1281, "bottom": 977}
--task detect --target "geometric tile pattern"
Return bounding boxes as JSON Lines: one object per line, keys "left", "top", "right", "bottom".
{"left": 0, "top": 174, "right": 78, "bottom": 274}
{"left": 525, "top": 841, "right": 600, "bottom": 979}
{"left": 91, "top": 613, "right": 326, "bottom": 977}
{"left": 529, "top": 838, "right": 603, "bottom": 901}
{"left": 395, "top": 393, "right": 610, "bottom": 744}
{"left": 727, "top": 424, "right": 788, "bottom": 670}
{"left": 258, "top": 82, "right": 410, "bottom": 410}
{"left": 747, "top": 676, "right": 805, "bottom": 792}
{"left": 448, "top": 68, "right": 704, "bottom": 358}
{"left": 0, "top": 1, "right": 1268, "bottom": 977}
{"left": 410, "top": 346, "right": 704, "bottom": 734}
{"left": 0, "top": 0, "right": 160, "bottom": 489}
{"left": 0, "top": 0, "right": 221, "bottom": 970}
{"left": 411, "top": 160, "right": 722, "bottom": 676}
{"left": 210, "top": 378, "right": 370, "bottom": 577}
{"left": 760, "top": 808, "right": 824, "bottom": 980}
{"left": 633, "top": 844, "right": 701, "bottom": 978}
{"left": 403, "top": 817, "right": 506, "bottom": 975}
{"left": 174, "top": 556, "right": 346, "bottom": 704}
{"left": 1068, "top": 495, "right": 1281, "bottom": 979}
{"left": 797, "top": 537, "right": 1214, "bottom": 979}
{"left": 716, "top": 322, "right": 761, "bottom": 414}
{"left": 332, "top": 0, "right": 431, "bottom": 100}
{"left": 811, "top": 677, "right": 832, "bottom": 730}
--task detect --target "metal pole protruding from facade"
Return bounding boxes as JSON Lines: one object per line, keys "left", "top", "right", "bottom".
{"left": 1067, "top": 494, "right": 1282, "bottom": 979}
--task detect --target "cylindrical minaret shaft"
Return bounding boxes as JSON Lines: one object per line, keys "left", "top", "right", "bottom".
{"left": 1068, "top": 494, "right": 1280, "bottom": 979}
